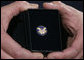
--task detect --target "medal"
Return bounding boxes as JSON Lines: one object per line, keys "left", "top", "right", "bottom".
{"left": 36, "top": 26, "right": 47, "bottom": 36}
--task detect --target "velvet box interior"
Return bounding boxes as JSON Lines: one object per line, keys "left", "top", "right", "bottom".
{"left": 7, "top": 9, "right": 68, "bottom": 53}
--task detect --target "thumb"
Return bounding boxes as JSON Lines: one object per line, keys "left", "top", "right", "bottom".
{"left": 1, "top": 1, "right": 39, "bottom": 31}
{"left": 43, "top": 1, "right": 78, "bottom": 16}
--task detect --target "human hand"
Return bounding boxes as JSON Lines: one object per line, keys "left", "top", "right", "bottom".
{"left": 43, "top": 1, "right": 83, "bottom": 59}
{"left": 1, "top": 1, "right": 43, "bottom": 59}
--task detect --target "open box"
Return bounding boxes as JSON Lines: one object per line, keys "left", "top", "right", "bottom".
{"left": 7, "top": 9, "right": 68, "bottom": 55}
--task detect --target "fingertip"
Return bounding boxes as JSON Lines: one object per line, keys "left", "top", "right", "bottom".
{"left": 47, "top": 52, "right": 57, "bottom": 59}
{"left": 52, "top": 1, "right": 62, "bottom": 4}
{"left": 32, "top": 52, "right": 44, "bottom": 59}
{"left": 47, "top": 52, "right": 63, "bottom": 59}
{"left": 44, "top": 57, "right": 48, "bottom": 59}
{"left": 43, "top": 2, "right": 61, "bottom": 10}
{"left": 43, "top": 1, "right": 63, "bottom": 7}
{"left": 43, "top": 2, "right": 50, "bottom": 8}
{"left": 30, "top": 3, "right": 39, "bottom": 9}
{"left": 43, "top": 2, "right": 56, "bottom": 9}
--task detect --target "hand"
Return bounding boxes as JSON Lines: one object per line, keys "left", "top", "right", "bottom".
{"left": 43, "top": 1, "right": 83, "bottom": 59}
{"left": 1, "top": 1, "right": 43, "bottom": 59}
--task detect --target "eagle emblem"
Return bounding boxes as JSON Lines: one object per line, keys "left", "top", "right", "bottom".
{"left": 36, "top": 26, "right": 47, "bottom": 36}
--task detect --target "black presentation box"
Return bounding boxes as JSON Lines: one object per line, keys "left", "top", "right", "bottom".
{"left": 7, "top": 9, "right": 68, "bottom": 54}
